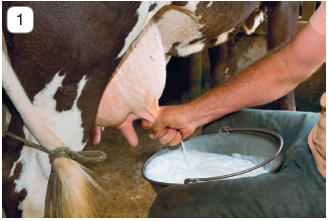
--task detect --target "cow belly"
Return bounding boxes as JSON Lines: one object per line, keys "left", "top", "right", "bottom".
{"left": 155, "top": 6, "right": 235, "bottom": 57}
{"left": 96, "top": 18, "right": 166, "bottom": 128}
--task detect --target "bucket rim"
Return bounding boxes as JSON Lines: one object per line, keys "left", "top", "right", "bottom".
{"left": 142, "top": 128, "right": 283, "bottom": 186}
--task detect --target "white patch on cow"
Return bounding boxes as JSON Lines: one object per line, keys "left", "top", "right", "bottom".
{"left": 9, "top": 161, "right": 17, "bottom": 178}
{"left": 178, "top": 43, "right": 205, "bottom": 57}
{"left": 207, "top": 1, "right": 213, "bottom": 7}
{"left": 117, "top": 2, "right": 150, "bottom": 58}
{"left": 32, "top": 72, "right": 87, "bottom": 151}
{"left": 225, "top": 67, "right": 229, "bottom": 74}
{"left": 9, "top": 158, "right": 19, "bottom": 178}
{"left": 5, "top": 109, "right": 11, "bottom": 124}
{"left": 243, "top": 11, "right": 264, "bottom": 35}
{"left": 3, "top": 54, "right": 64, "bottom": 150}
{"left": 2, "top": 102, "right": 11, "bottom": 133}
{"left": 9, "top": 126, "right": 49, "bottom": 217}
{"left": 250, "top": 11, "right": 264, "bottom": 34}
{"left": 213, "top": 28, "right": 235, "bottom": 46}
{"left": 155, "top": 7, "right": 206, "bottom": 57}
{"left": 117, "top": 1, "right": 170, "bottom": 58}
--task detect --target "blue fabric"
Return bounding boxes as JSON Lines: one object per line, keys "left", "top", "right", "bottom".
{"left": 148, "top": 109, "right": 325, "bottom": 218}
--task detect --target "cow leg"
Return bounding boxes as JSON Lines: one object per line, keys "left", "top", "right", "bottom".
{"left": 273, "top": 90, "right": 296, "bottom": 111}
{"left": 266, "top": 1, "right": 300, "bottom": 110}
{"left": 208, "top": 39, "right": 239, "bottom": 88}
{"left": 181, "top": 52, "right": 202, "bottom": 103}
{"left": 2, "top": 108, "right": 27, "bottom": 217}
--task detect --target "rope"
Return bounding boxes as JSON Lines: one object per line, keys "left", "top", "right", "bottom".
{"left": 5, "top": 130, "right": 107, "bottom": 218}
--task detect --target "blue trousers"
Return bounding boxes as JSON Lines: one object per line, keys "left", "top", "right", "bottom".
{"left": 148, "top": 109, "right": 326, "bottom": 218}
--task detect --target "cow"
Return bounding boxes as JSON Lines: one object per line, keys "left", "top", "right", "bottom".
{"left": 3, "top": 1, "right": 269, "bottom": 218}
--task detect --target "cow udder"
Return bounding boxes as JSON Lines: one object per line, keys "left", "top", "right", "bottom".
{"left": 95, "top": 19, "right": 166, "bottom": 146}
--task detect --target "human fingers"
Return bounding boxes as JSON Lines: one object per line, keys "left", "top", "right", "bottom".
{"left": 179, "top": 127, "right": 196, "bottom": 140}
{"left": 149, "top": 107, "right": 177, "bottom": 139}
{"left": 168, "top": 130, "right": 183, "bottom": 146}
{"left": 141, "top": 119, "right": 153, "bottom": 129}
{"left": 158, "top": 127, "right": 168, "bottom": 138}
{"left": 142, "top": 118, "right": 170, "bottom": 140}
{"left": 159, "top": 128, "right": 177, "bottom": 145}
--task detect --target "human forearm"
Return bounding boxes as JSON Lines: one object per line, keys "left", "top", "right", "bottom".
{"left": 188, "top": 23, "right": 326, "bottom": 128}
{"left": 146, "top": 52, "right": 292, "bottom": 144}
{"left": 148, "top": 22, "right": 325, "bottom": 145}
{"left": 187, "top": 48, "right": 296, "bottom": 127}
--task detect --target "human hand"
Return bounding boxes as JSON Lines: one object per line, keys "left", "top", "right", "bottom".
{"left": 142, "top": 105, "right": 197, "bottom": 146}
{"left": 90, "top": 126, "right": 105, "bottom": 145}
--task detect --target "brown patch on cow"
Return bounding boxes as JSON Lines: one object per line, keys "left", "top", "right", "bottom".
{"left": 53, "top": 68, "right": 80, "bottom": 112}
{"left": 54, "top": 84, "right": 78, "bottom": 112}
{"left": 171, "top": 1, "right": 188, "bottom": 7}
{"left": 202, "top": 38, "right": 218, "bottom": 51}
{"left": 2, "top": 162, "right": 27, "bottom": 218}
{"left": 149, "top": 3, "right": 157, "bottom": 12}
{"left": 167, "top": 42, "right": 180, "bottom": 56}
{"left": 2, "top": 108, "right": 27, "bottom": 217}
{"left": 194, "top": 2, "right": 259, "bottom": 46}
{"left": 189, "top": 37, "right": 202, "bottom": 45}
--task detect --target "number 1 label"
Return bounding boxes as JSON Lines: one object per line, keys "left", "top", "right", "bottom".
{"left": 7, "top": 7, "right": 34, "bottom": 33}
{"left": 17, "top": 13, "right": 22, "bottom": 25}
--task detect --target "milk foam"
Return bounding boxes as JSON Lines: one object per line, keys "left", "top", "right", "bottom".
{"left": 145, "top": 149, "right": 268, "bottom": 184}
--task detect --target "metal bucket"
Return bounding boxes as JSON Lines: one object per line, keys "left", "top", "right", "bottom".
{"left": 142, "top": 127, "right": 283, "bottom": 194}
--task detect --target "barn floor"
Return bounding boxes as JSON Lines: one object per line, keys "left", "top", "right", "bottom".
{"left": 82, "top": 121, "right": 202, "bottom": 218}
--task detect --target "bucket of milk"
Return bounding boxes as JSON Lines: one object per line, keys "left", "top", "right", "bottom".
{"left": 142, "top": 127, "right": 283, "bottom": 194}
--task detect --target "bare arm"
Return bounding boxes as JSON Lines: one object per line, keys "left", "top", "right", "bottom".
{"left": 189, "top": 23, "right": 326, "bottom": 127}
{"left": 146, "top": 22, "right": 326, "bottom": 145}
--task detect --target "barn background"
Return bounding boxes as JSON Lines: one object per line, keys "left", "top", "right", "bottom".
{"left": 80, "top": 1, "right": 326, "bottom": 218}
{"left": 1, "top": 1, "right": 325, "bottom": 219}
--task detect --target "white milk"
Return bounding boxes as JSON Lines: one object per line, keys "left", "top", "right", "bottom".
{"left": 145, "top": 149, "right": 268, "bottom": 184}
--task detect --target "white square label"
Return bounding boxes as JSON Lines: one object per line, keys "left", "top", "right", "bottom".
{"left": 7, "top": 6, "right": 34, "bottom": 33}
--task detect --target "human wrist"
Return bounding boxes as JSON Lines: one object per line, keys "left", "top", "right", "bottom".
{"left": 187, "top": 99, "right": 220, "bottom": 128}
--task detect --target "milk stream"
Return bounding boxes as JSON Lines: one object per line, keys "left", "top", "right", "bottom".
{"left": 181, "top": 140, "right": 192, "bottom": 170}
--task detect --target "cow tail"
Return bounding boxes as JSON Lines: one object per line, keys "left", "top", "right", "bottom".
{"left": 3, "top": 44, "right": 106, "bottom": 218}
{"left": 53, "top": 157, "right": 105, "bottom": 218}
